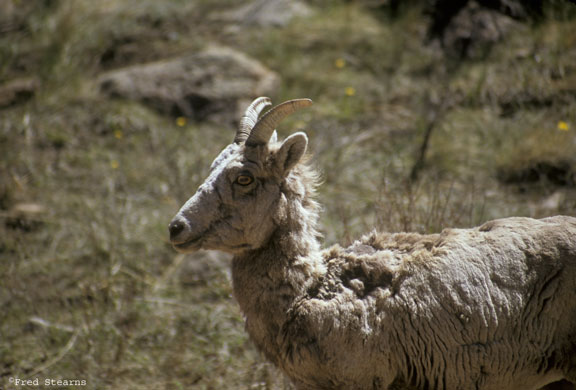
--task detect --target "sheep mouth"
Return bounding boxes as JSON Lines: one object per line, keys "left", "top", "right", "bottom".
{"left": 173, "top": 235, "right": 203, "bottom": 252}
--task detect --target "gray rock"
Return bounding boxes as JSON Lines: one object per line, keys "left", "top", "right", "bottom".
{"left": 218, "top": 0, "right": 313, "bottom": 28}
{"left": 0, "top": 78, "right": 38, "bottom": 109}
{"left": 441, "top": 2, "right": 519, "bottom": 59}
{"left": 99, "top": 46, "right": 279, "bottom": 124}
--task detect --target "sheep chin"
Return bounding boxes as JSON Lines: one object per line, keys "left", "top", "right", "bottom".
{"left": 173, "top": 236, "right": 203, "bottom": 253}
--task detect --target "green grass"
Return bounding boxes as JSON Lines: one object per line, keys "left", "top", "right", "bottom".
{"left": 1, "top": 1, "right": 576, "bottom": 389}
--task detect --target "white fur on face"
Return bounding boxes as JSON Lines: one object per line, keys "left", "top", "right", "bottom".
{"left": 170, "top": 143, "right": 283, "bottom": 254}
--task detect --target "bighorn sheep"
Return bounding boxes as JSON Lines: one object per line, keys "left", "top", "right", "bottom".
{"left": 168, "top": 97, "right": 576, "bottom": 390}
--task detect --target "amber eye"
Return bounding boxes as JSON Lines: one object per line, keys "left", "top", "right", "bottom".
{"left": 236, "top": 174, "right": 253, "bottom": 186}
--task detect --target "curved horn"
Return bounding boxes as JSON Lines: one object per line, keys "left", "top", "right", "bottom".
{"left": 234, "top": 97, "right": 272, "bottom": 144}
{"left": 245, "top": 98, "right": 313, "bottom": 147}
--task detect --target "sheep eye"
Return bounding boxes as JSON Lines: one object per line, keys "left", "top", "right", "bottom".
{"left": 236, "top": 174, "right": 253, "bottom": 186}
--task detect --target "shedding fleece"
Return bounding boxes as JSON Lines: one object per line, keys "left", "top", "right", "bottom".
{"left": 169, "top": 97, "right": 576, "bottom": 390}
{"left": 293, "top": 218, "right": 576, "bottom": 389}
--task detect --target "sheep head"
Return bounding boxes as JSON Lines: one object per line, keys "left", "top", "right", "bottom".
{"left": 168, "top": 97, "right": 313, "bottom": 254}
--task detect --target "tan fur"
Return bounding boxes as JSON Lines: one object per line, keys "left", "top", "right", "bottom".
{"left": 169, "top": 98, "right": 576, "bottom": 390}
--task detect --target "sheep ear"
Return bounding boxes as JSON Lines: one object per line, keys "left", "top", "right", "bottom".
{"left": 276, "top": 132, "right": 308, "bottom": 174}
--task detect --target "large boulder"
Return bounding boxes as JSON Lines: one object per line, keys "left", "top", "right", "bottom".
{"left": 436, "top": 2, "right": 519, "bottom": 59}
{"left": 426, "top": 0, "right": 541, "bottom": 59}
{"left": 218, "top": 0, "right": 313, "bottom": 28}
{"left": 99, "top": 46, "right": 279, "bottom": 124}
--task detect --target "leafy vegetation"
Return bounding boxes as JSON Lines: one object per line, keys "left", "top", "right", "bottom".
{"left": 1, "top": 1, "right": 575, "bottom": 389}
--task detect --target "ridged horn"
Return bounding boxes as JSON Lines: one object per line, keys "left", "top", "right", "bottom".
{"left": 245, "top": 98, "right": 313, "bottom": 146}
{"left": 234, "top": 97, "right": 272, "bottom": 144}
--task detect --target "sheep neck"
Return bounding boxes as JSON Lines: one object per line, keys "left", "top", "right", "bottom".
{"left": 231, "top": 212, "right": 325, "bottom": 365}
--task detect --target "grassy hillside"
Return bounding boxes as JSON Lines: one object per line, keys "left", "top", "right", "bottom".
{"left": 1, "top": 1, "right": 575, "bottom": 389}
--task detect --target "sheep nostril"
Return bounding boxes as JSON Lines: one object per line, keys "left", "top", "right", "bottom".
{"left": 169, "top": 220, "right": 185, "bottom": 240}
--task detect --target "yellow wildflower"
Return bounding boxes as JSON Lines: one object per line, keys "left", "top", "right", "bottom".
{"left": 557, "top": 121, "right": 569, "bottom": 131}
{"left": 114, "top": 129, "right": 123, "bottom": 139}
{"left": 110, "top": 160, "right": 119, "bottom": 169}
{"left": 335, "top": 58, "right": 346, "bottom": 69}
{"left": 345, "top": 86, "right": 356, "bottom": 97}
{"left": 176, "top": 117, "right": 187, "bottom": 127}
